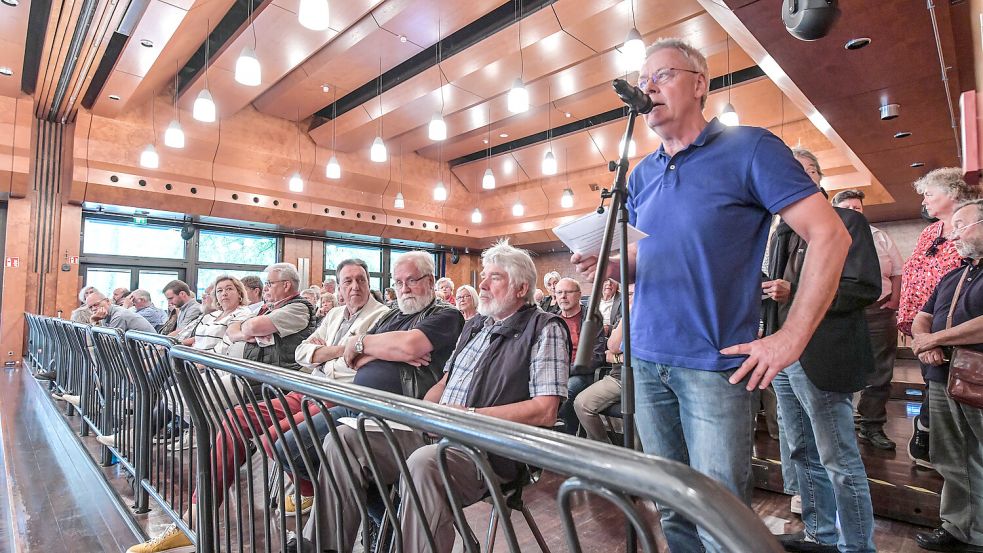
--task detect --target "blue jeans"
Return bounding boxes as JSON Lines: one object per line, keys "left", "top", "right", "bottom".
{"left": 559, "top": 374, "right": 593, "bottom": 435}
{"left": 273, "top": 406, "right": 359, "bottom": 484}
{"left": 773, "top": 362, "right": 875, "bottom": 553}
{"left": 633, "top": 358, "right": 756, "bottom": 553}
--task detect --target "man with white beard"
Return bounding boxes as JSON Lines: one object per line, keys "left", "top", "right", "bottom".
{"left": 293, "top": 240, "right": 569, "bottom": 553}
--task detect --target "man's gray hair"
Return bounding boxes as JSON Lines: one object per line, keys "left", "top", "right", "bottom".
{"left": 792, "top": 148, "right": 823, "bottom": 179}
{"left": 335, "top": 258, "right": 370, "bottom": 281}
{"left": 265, "top": 262, "right": 301, "bottom": 290}
{"left": 482, "top": 239, "right": 538, "bottom": 304}
{"left": 914, "top": 167, "right": 981, "bottom": 203}
{"left": 955, "top": 198, "right": 983, "bottom": 219}
{"left": 831, "top": 189, "right": 865, "bottom": 206}
{"left": 645, "top": 38, "right": 709, "bottom": 108}
{"left": 543, "top": 271, "right": 561, "bottom": 288}
{"left": 393, "top": 251, "right": 435, "bottom": 277}
{"left": 78, "top": 285, "right": 98, "bottom": 303}
{"left": 130, "top": 289, "right": 152, "bottom": 303}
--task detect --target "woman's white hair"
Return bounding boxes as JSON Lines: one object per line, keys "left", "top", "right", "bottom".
{"left": 483, "top": 239, "right": 537, "bottom": 304}
{"left": 543, "top": 271, "right": 561, "bottom": 288}
{"left": 456, "top": 285, "right": 478, "bottom": 306}
{"left": 78, "top": 285, "right": 98, "bottom": 303}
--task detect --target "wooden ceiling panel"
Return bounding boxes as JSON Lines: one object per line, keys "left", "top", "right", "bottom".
{"left": 376, "top": 0, "right": 502, "bottom": 46}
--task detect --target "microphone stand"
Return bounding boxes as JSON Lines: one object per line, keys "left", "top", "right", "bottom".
{"left": 573, "top": 104, "right": 639, "bottom": 553}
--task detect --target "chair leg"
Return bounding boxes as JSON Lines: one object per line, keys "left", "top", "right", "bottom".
{"left": 484, "top": 509, "right": 499, "bottom": 552}
{"left": 521, "top": 506, "right": 552, "bottom": 553}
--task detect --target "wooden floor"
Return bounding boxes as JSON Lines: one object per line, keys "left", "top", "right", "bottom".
{"left": 2, "top": 360, "right": 944, "bottom": 553}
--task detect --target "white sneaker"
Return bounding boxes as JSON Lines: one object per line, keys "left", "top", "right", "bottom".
{"left": 61, "top": 394, "right": 81, "bottom": 407}
{"left": 167, "top": 430, "right": 195, "bottom": 452}
{"left": 790, "top": 494, "right": 802, "bottom": 515}
{"left": 96, "top": 434, "right": 117, "bottom": 448}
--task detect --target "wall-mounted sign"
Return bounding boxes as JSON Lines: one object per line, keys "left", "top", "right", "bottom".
{"left": 4, "top": 257, "right": 19, "bottom": 268}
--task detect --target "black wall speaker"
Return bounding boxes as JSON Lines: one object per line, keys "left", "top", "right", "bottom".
{"left": 180, "top": 223, "right": 196, "bottom": 241}
{"left": 783, "top": 0, "right": 839, "bottom": 41}
{"left": 450, "top": 248, "right": 460, "bottom": 264}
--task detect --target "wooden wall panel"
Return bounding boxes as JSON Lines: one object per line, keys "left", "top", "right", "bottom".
{"left": 442, "top": 252, "right": 479, "bottom": 289}
{"left": 0, "top": 195, "right": 32, "bottom": 362}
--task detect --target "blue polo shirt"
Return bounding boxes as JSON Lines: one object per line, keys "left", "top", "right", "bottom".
{"left": 627, "top": 118, "right": 818, "bottom": 370}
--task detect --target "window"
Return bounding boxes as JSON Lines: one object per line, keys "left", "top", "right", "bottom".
{"left": 324, "top": 244, "right": 382, "bottom": 272}
{"left": 198, "top": 230, "right": 277, "bottom": 265}
{"left": 83, "top": 218, "right": 185, "bottom": 259}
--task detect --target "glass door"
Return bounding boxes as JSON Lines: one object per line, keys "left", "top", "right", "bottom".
{"left": 83, "top": 267, "right": 132, "bottom": 300}
{"left": 138, "top": 269, "right": 182, "bottom": 309}
{"left": 80, "top": 266, "right": 185, "bottom": 309}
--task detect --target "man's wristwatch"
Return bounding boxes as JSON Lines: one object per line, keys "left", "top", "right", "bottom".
{"left": 354, "top": 334, "right": 366, "bottom": 355}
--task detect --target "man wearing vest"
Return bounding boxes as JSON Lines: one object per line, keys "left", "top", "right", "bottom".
{"left": 127, "top": 262, "right": 317, "bottom": 553}
{"left": 293, "top": 241, "right": 569, "bottom": 553}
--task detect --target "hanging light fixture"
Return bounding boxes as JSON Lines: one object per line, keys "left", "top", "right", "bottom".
{"left": 235, "top": 47, "right": 261, "bottom": 86}
{"left": 542, "top": 83, "right": 556, "bottom": 175}
{"left": 193, "top": 24, "right": 217, "bottom": 122}
{"left": 508, "top": 1, "right": 529, "bottom": 114}
{"left": 542, "top": 150, "right": 557, "bottom": 175}
{"left": 164, "top": 120, "right": 185, "bottom": 148}
{"left": 471, "top": 208, "right": 482, "bottom": 223}
{"left": 394, "top": 145, "right": 405, "bottom": 209}
{"left": 394, "top": 192, "right": 405, "bottom": 209}
{"left": 288, "top": 172, "right": 304, "bottom": 192}
{"left": 140, "top": 144, "right": 159, "bottom": 169}
{"left": 622, "top": 28, "right": 646, "bottom": 73}
{"left": 433, "top": 180, "right": 448, "bottom": 201}
{"left": 370, "top": 59, "right": 387, "bottom": 162}
{"left": 325, "top": 89, "right": 340, "bottom": 178}
{"left": 512, "top": 201, "right": 524, "bottom": 217}
{"left": 428, "top": 112, "right": 447, "bottom": 141}
{"left": 298, "top": 0, "right": 330, "bottom": 31}
{"left": 561, "top": 188, "right": 574, "bottom": 208}
{"left": 482, "top": 168, "right": 496, "bottom": 189}
{"left": 164, "top": 64, "right": 185, "bottom": 148}
{"left": 719, "top": 36, "right": 740, "bottom": 127}
{"left": 141, "top": 92, "right": 160, "bottom": 168}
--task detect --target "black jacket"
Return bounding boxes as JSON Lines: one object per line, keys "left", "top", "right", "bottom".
{"left": 763, "top": 207, "right": 881, "bottom": 392}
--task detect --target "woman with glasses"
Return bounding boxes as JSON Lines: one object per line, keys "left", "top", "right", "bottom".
{"left": 455, "top": 285, "right": 478, "bottom": 321}
{"left": 898, "top": 167, "right": 981, "bottom": 469}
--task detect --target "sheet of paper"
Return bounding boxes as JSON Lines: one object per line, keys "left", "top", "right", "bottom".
{"left": 337, "top": 416, "right": 414, "bottom": 433}
{"left": 552, "top": 210, "right": 648, "bottom": 257}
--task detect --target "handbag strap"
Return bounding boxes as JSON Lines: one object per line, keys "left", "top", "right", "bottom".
{"left": 946, "top": 266, "right": 972, "bottom": 330}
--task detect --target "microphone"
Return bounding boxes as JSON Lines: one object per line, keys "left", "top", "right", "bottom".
{"left": 613, "top": 78, "right": 653, "bottom": 114}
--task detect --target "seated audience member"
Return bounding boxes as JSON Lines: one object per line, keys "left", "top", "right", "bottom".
{"left": 191, "top": 277, "right": 252, "bottom": 355}
{"left": 554, "top": 277, "right": 607, "bottom": 435}
{"left": 435, "top": 276, "right": 456, "bottom": 305}
{"left": 225, "top": 263, "right": 317, "bottom": 371}
{"left": 539, "top": 271, "right": 561, "bottom": 314}
{"left": 369, "top": 289, "right": 384, "bottom": 304}
{"left": 764, "top": 148, "right": 881, "bottom": 553}
{"left": 455, "top": 284, "right": 479, "bottom": 321}
{"left": 129, "top": 289, "right": 167, "bottom": 329}
{"left": 301, "top": 287, "right": 320, "bottom": 306}
{"left": 833, "top": 189, "right": 905, "bottom": 450}
{"left": 575, "top": 285, "right": 633, "bottom": 443}
{"left": 112, "top": 287, "right": 131, "bottom": 306}
{"left": 70, "top": 286, "right": 99, "bottom": 323}
{"left": 163, "top": 280, "right": 202, "bottom": 336}
{"left": 127, "top": 264, "right": 317, "bottom": 553}
{"left": 273, "top": 251, "right": 464, "bottom": 528}
{"left": 384, "top": 287, "right": 397, "bottom": 306}
{"left": 534, "top": 288, "right": 545, "bottom": 304}
{"left": 322, "top": 278, "right": 337, "bottom": 295}
{"left": 240, "top": 275, "right": 265, "bottom": 314}
{"left": 910, "top": 199, "right": 983, "bottom": 553}
{"left": 318, "top": 291, "right": 337, "bottom": 320}
{"left": 88, "top": 291, "right": 157, "bottom": 333}
{"left": 173, "top": 284, "right": 214, "bottom": 346}
{"left": 296, "top": 240, "right": 568, "bottom": 553}
{"left": 599, "top": 278, "right": 622, "bottom": 335}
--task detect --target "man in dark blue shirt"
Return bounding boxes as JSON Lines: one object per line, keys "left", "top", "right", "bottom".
{"left": 572, "top": 38, "right": 850, "bottom": 552}
{"left": 911, "top": 199, "right": 983, "bottom": 553}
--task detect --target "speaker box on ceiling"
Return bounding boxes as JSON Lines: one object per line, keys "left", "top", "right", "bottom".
{"left": 180, "top": 223, "right": 196, "bottom": 241}
{"left": 782, "top": 0, "right": 839, "bottom": 41}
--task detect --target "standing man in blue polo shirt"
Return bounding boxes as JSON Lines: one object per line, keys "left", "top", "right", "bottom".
{"left": 572, "top": 38, "right": 851, "bottom": 552}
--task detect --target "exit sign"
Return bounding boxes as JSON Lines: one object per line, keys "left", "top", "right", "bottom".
{"left": 133, "top": 216, "right": 148, "bottom": 225}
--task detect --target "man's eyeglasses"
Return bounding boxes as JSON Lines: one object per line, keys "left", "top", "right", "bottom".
{"left": 946, "top": 219, "right": 983, "bottom": 240}
{"left": 637, "top": 67, "right": 701, "bottom": 90}
{"left": 263, "top": 279, "right": 289, "bottom": 287}
{"left": 393, "top": 275, "right": 430, "bottom": 289}
{"left": 925, "top": 235, "right": 947, "bottom": 257}
{"left": 455, "top": 295, "right": 469, "bottom": 302}
{"left": 555, "top": 290, "right": 579, "bottom": 296}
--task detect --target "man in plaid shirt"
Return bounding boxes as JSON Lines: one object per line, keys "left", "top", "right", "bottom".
{"left": 295, "top": 240, "right": 569, "bottom": 553}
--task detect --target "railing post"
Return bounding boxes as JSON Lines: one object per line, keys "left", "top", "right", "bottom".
{"left": 170, "top": 356, "right": 214, "bottom": 553}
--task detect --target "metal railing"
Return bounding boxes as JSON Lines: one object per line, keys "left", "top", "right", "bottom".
{"left": 24, "top": 313, "right": 782, "bottom": 553}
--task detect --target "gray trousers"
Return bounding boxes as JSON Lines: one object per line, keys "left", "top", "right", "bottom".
{"left": 857, "top": 307, "right": 898, "bottom": 430}
{"left": 929, "top": 381, "right": 983, "bottom": 545}
{"left": 573, "top": 375, "right": 622, "bottom": 443}
{"left": 302, "top": 425, "right": 488, "bottom": 552}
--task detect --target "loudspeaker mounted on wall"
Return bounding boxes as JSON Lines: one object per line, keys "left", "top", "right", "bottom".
{"left": 180, "top": 223, "right": 196, "bottom": 241}
{"left": 782, "top": 0, "right": 839, "bottom": 41}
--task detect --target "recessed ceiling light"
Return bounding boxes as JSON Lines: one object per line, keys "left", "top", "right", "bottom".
{"left": 911, "top": 162, "right": 925, "bottom": 168}
{"left": 499, "top": 133, "right": 508, "bottom": 138}
{"left": 1, "top": 0, "right": 20, "bottom": 7}
{"left": 482, "top": 139, "right": 488, "bottom": 144}
{"left": 108, "top": 94, "right": 121, "bottom": 100}
{"left": 564, "top": 112, "right": 571, "bottom": 118}
{"left": 0, "top": 67, "right": 12, "bottom": 76}
{"left": 140, "top": 39, "right": 154, "bottom": 48}
{"left": 844, "top": 37, "right": 871, "bottom": 50}
{"left": 894, "top": 131, "right": 912, "bottom": 139}
{"left": 321, "top": 83, "right": 330, "bottom": 92}
{"left": 399, "top": 35, "right": 407, "bottom": 43}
